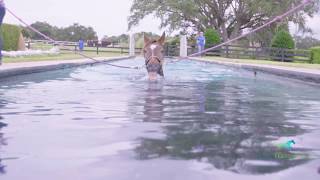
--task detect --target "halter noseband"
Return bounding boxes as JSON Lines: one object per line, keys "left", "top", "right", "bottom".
{"left": 145, "top": 55, "right": 162, "bottom": 65}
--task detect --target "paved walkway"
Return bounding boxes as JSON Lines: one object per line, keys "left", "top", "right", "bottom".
{"left": 192, "top": 57, "right": 320, "bottom": 83}
{"left": 0, "top": 56, "right": 131, "bottom": 79}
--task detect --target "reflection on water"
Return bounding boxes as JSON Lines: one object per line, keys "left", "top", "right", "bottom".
{"left": 133, "top": 81, "right": 311, "bottom": 174}
{"left": 0, "top": 58, "right": 320, "bottom": 179}
{"left": 0, "top": 100, "right": 8, "bottom": 174}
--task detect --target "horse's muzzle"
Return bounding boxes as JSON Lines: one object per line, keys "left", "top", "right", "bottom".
{"left": 146, "top": 63, "right": 164, "bottom": 76}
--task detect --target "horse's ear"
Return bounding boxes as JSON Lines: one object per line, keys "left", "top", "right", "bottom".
{"left": 158, "top": 32, "right": 166, "bottom": 45}
{"left": 144, "top": 34, "right": 151, "bottom": 45}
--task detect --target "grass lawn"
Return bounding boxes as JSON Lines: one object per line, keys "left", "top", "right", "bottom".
{"left": 204, "top": 56, "right": 320, "bottom": 70}
{"left": 3, "top": 51, "right": 127, "bottom": 63}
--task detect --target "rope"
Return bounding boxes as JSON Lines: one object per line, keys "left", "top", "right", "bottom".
{"left": 5, "top": 7, "right": 144, "bottom": 70}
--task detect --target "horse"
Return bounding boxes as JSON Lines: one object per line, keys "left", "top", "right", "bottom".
{"left": 143, "top": 32, "right": 166, "bottom": 80}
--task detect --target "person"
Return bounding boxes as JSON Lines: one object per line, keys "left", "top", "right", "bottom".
{"left": 78, "top": 38, "right": 84, "bottom": 52}
{"left": 0, "top": 0, "right": 5, "bottom": 66}
{"left": 197, "top": 32, "right": 206, "bottom": 56}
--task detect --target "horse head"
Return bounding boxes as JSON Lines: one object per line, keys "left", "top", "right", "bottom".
{"left": 143, "top": 32, "right": 166, "bottom": 80}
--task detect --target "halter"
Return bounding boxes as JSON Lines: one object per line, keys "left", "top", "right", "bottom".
{"left": 145, "top": 55, "right": 162, "bottom": 65}
{"left": 144, "top": 43, "right": 163, "bottom": 65}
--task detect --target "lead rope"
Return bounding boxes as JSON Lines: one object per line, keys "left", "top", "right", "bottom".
{"left": 5, "top": 7, "right": 145, "bottom": 70}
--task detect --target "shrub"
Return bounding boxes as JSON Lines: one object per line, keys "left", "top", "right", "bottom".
{"left": 204, "top": 29, "right": 220, "bottom": 48}
{"left": 271, "top": 30, "right": 295, "bottom": 49}
{"left": 168, "top": 36, "right": 179, "bottom": 46}
{"left": 271, "top": 30, "right": 295, "bottom": 61}
{"left": 21, "top": 26, "right": 31, "bottom": 39}
{"left": 310, "top": 47, "right": 320, "bottom": 64}
{"left": 0, "top": 23, "right": 22, "bottom": 51}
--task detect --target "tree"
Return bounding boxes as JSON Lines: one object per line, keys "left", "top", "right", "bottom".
{"left": 57, "top": 23, "right": 97, "bottom": 42}
{"left": 128, "top": 0, "right": 320, "bottom": 42}
{"left": 294, "top": 36, "right": 320, "bottom": 49}
{"left": 25, "top": 22, "right": 98, "bottom": 42}
{"left": 30, "top": 21, "right": 54, "bottom": 40}
{"left": 204, "top": 29, "right": 221, "bottom": 48}
{"left": 20, "top": 26, "right": 31, "bottom": 39}
{"left": 271, "top": 30, "right": 295, "bottom": 62}
{"left": 271, "top": 30, "right": 295, "bottom": 49}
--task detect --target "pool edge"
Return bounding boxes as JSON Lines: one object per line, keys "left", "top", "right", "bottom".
{"left": 0, "top": 56, "right": 133, "bottom": 79}
{"left": 188, "top": 57, "right": 320, "bottom": 84}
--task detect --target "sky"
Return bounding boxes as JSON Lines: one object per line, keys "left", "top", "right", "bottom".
{"left": 3, "top": 0, "right": 320, "bottom": 39}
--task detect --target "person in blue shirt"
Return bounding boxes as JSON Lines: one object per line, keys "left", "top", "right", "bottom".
{"left": 197, "top": 32, "right": 206, "bottom": 56}
{"left": 78, "top": 38, "right": 84, "bottom": 52}
{"left": 0, "top": 0, "right": 6, "bottom": 65}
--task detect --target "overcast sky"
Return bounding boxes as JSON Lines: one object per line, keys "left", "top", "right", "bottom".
{"left": 4, "top": 0, "right": 320, "bottom": 39}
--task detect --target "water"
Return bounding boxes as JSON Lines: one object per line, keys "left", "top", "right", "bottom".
{"left": 0, "top": 58, "right": 320, "bottom": 180}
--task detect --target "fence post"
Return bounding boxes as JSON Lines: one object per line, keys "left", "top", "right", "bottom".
{"left": 129, "top": 33, "right": 135, "bottom": 56}
{"left": 180, "top": 35, "right": 188, "bottom": 57}
{"left": 164, "top": 44, "right": 169, "bottom": 56}
{"left": 27, "top": 41, "right": 31, "bottom": 49}
{"left": 96, "top": 45, "right": 99, "bottom": 55}
{"left": 281, "top": 48, "right": 285, "bottom": 62}
{"left": 226, "top": 45, "right": 229, "bottom": 58}
{"left": 74, "top": 45, "right": 77, "bottom": 54}
{"left": 254, "top": 47, "right": 258, "bottom": 59}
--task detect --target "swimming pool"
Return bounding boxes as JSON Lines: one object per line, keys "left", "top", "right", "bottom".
{"left": 0, "top": 58, "right": 320, "bottom": 180}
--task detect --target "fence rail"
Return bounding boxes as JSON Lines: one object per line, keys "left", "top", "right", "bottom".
{"left": 27, "top": 40, "right": 134, "bottom": 55}
{"left": 188, "top": 45, "right": 311, "bottom": 62}
{"left": 27, "top": 40, "right": 311, "bottom": 62}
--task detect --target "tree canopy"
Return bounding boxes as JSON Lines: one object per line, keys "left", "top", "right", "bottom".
{"left": 128, "top": 0, "right": 320, "bottom": 42}
{"left": 22, "top": 21, "right": 98, "bottom": 41}
{"left": 294, "top": 35, "right": 320, "bottom": 49}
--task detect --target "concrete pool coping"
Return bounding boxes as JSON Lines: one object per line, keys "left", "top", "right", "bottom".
{"left": 2, "top": 56, "right": 320, "bottom": 84}
{"left": 190, "top": 57, "right": 320, "bottom": 84}
{"left": 0, "top": 56, "right": 132, "bottom": 79}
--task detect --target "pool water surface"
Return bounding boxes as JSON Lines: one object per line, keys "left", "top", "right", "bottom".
{"left": 0, "top": 58, "right": 320, "bottom": 180}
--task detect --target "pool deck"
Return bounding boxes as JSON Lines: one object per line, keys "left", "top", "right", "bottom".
{"left": 1, "top": 56, "right": 320, "bottom": 83}
{"left": 0, "top": 56, "right": 131, "bottom": 79}
{"left": 191, "top": 57, "right": 320, "bottom": 84}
